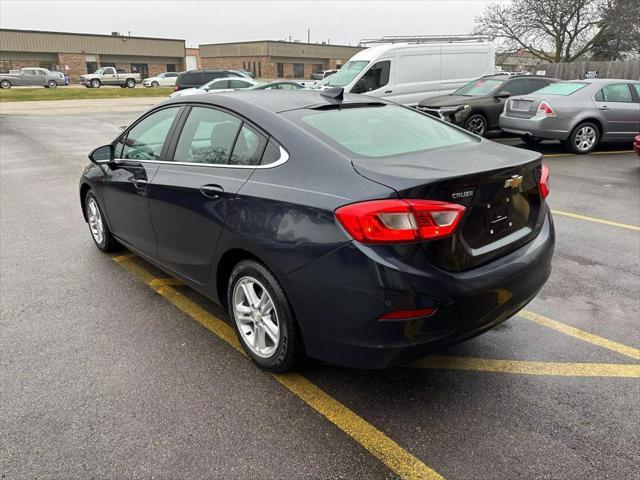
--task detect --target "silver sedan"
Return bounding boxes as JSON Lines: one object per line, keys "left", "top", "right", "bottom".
{"left": 500, "top": 79, "right": 640, "bottom": 153}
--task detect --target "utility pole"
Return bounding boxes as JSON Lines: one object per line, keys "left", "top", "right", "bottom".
{"left": 307, "top": 29, "right": 310, "bottom": 43}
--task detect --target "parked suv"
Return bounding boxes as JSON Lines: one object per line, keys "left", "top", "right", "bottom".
{"left": 174, "top": 70, "right": 246, "bottom": 91}
{"left": 418, "top": 75, "right": 559, "bottom": 136}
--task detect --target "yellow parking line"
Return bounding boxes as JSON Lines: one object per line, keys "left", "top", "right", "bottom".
{"left": 409, "top": 356, "right": 639, "bottom": 378}
{"left": 550, "top": 210, "right": 640, "bottom": 231}
{"left": 543, "top": 150, "right": 634, "bottom": 158}
{"left": 113, "top": 255, "right": 443, "bottom": 480}
{"left": 519, "top": 310, "right": 640, "bottom": 360}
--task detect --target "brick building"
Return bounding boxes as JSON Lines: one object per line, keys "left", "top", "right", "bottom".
{"left": 0, "top": 29, "right": 186, "bottom": 82}
{"left": 199, "top": 41, "right": 363, "bottom": 79}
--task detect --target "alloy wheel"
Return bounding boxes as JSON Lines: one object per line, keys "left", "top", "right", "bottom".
{"left": 232, "top": 276, "right": 280, "bottom": 358}
{"left": 574, "top": 125, "right": 597, "bottom": 152}
{"left": 466, "top": 116, "right": 486, "bottom": 136}
{"left": 87, "top": 197, "right": 105, "bottom": 245}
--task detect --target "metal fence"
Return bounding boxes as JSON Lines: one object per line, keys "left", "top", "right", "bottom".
{"left": 533, "top": 60, "right": 640, "bottom": 80}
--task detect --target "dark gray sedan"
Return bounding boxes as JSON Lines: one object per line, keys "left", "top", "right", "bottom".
{"left": 500, "top": 79, "right": 640, "bottom": 153}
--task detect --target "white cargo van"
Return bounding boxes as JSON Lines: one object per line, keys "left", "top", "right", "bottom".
{"left": 318, "top": 39, "right": 495, "bottom": 106}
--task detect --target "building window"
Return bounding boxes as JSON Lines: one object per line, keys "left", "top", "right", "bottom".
{"left": 258, "top": 62, "right": 261, "bottom": 77}
{"left": 276, "top": 63, "right": 284, "bottom": 78}
{"left": 293, "top": 63, "right": 304, "bottom": 78}
{"left": 312, "top": 64, "right": 323, "bottom": 73}
{"left": 130, "top": 63, "right": 149, "bottom": 79}
{"left": 0, "top": 60, "right": 13, "bottom": 73}
{"left": 166, "top": 64, "right": 176, "bottom": 72}
{"left": 86, "top": 62, "right": 98, "bottom": 73}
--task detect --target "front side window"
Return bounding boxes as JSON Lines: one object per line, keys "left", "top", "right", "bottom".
{"left": 598, "top": 84, "right": 634, "bottom": 103}
{"left": 352, "top": 61, "right": 390, "bottom": 93}
{"left": 296, "top": 104, "right": 473, "bottom": 158}
{"left": 633, "top": 84, "right": 640, "bottom": 97}
{"left": 453, "top": 78, "right": 505, "bottom": 96}
{"left": 174, "top": 107, "right": 242, "bottom": 165}
{"left": 325, "top": 60, "right": 368, "bottom": 87}
{"left": 118, "top": 107, "right": 179, "bottom": 160}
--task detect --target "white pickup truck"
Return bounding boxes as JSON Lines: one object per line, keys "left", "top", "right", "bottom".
{"left": 80, "top": 67, "right": 141, "bottom": 88}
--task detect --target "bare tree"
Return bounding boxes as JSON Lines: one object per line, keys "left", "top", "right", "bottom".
{"left": 474, "top": 0, "right": 608, "bottom": 62}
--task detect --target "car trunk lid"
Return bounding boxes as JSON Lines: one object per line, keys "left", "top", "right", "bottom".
{"left": 351, "top": 140, "right": 546, "bottom": 271}
{"left": 504, "top": 96, "right": 542, "bottom": 119}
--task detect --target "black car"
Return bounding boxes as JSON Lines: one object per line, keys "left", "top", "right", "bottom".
{"left": 79, "top": 89, "right": 554, "bottom": 372}
{"left": 418, "top": 75, "right": 559, "bottom": 136}
{"left": 174, "top": 69, "right": 245, "bottom": 91}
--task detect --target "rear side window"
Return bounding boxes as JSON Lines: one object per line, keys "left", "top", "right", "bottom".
{"left": 203, "top": 72, "right": 224, "bottom": 83}
{"left": 633, "top": 84, "right": 640, "bottom": 97}
{"left": 229, "top": 124, "right": 267, "bottom": 166}
{"left": 174, "top": 107, "right": 242, "bottom": 165}
{"left": 298, "top": 105, "right": 473, "bottom": 158}
{"left": 533, "top": 82, "right": 587, "bottom": 96}
{"left": 229, "top": 79, "right": 251, "bottom": 89}
{"left": 526, "top": 79, "right": 547, "bottom": 93}
{"left": 504, "top": 79, "right": 526, "bottom": 96}
{"left": 118, "top": 107, "right": 179, "bottom": 160}
{"left": 180, "top": 72, "right": 201, "bottom": 85}
{"left": 208, "top": 79, "right": 229, "bottom": 90}
{"left": 260, "top": 139, "right": 282, "bottom": 165}
{"left": 597, "top": 84, "right": 634, "bottom": 103}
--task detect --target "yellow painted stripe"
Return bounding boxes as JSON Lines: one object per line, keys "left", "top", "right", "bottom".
{"left": 409, "top": 356, "right": 639, "bottom": 378}
{"left": 551, "top": 210, "right": 640, "bottom": 231}
{"left": 543, "top": 150, "right": 634, "bottom": 158}
{"left": 520, "top": 310, "right": 640, "bottom": 360}
{"left": 113, "top": 255, "right": 443, "bottom": 480}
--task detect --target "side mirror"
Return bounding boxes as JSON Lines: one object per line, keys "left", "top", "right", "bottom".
{"left": 89, "top": 144, "right": 113, "bottom": 164}
{"left": 495, "top": 90, "right": 511, "bottom": 99}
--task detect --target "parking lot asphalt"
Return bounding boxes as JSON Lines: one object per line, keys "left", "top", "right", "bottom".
{"left": 1, "top": 99, "right": 639, "bottom": 479}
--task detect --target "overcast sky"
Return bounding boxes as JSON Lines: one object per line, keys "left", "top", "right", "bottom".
{"left": 0, "top": 0, "right": 501, "bottom": 47}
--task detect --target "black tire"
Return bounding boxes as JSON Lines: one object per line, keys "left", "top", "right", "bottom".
{"left": 151, "top": 81, "right": 159, "bottom": 88}
{"left": 0, "top": 80, "right": 11, "bottom": 89}
{"left": 521, "top": 135, "right": 543, "bottom": 145}
{"left": 565, "top": 121, "right": 600, "bottom": 154}
{"left": 464, "top": 113, "right": 488, "bottom": 137}
{"left": 227, "top": 260, "right": 303, "bottom": 372}
{"left": 126, "top": 79, "right": 136, "bottom": 88}
{"left": 84, "top": 191, "right": 120, "bottom": 252}
{"left": 90, "top": 79, "right": 101, "bottom": 88}
{"left": 47, "top": 80, "right": 58, "bottom": 88}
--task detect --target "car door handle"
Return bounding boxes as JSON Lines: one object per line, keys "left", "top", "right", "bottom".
{"left": 200, "top": 184, "right": 224, "bottom": 198}
{"left": 385, "top": 90, "right": 393, "bottom": 94}
{"left": 132, "top": 178, "right": 147, "bottom": 187}
{"left": 598, "top": 105, "right": 609, "bottom": 110}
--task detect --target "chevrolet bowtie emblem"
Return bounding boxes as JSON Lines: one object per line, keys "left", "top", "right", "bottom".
{"left": 504, "top": 175, "right": 523, "bottom": 188}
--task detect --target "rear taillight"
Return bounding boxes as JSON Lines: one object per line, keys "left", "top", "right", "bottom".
{"left": 174, "top": 84, "right": 179, "bottom": 91}
{"left": 335, "top": 199, "right": 466, "bottom": 244}
{"left": 537, "top": 101, "right": 556, "bottom": 117}
{"left": 539, "top": 163, "right": 550, "bottom": 198}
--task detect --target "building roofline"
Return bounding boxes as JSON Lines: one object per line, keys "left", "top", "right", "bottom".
{"left": 199, "top": 39, "right": 360, "bottom": 49}
{"left": 0, "top": 28, "right": 185, "bottom": 43}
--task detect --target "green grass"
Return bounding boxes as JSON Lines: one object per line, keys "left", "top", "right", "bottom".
{"left": 0, "top": 86, "right": 174, "bottom": 102}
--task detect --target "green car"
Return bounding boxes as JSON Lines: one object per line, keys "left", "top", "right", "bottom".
{"left": 417, "top": 75, "right": 558, "bottom": 136}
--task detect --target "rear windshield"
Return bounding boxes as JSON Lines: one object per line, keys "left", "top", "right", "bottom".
{"left": 533, "top": 82, "right": 587, "bottom": 95}
{"left": 295, "top": 104, "right": 474, "bottom": 158}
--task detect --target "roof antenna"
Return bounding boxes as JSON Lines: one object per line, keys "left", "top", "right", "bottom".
{"left": 321, "top": 87, "right": 344, "bottom": 102}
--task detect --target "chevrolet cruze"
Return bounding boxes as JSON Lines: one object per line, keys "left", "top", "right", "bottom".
{"left": 79, "top": 89, "right": 554, "bottom": 372}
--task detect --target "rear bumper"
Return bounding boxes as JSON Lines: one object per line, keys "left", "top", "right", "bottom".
{"left": 283, "top": 207, "right": 555, "bottom": 369}
{"left": 500, "top": 114, "right": 569, "bottom": 140}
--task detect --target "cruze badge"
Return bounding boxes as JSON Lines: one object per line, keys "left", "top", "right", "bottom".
{"left": 451, "top": 190, "right": 474, "bottom": 199}
{"left": 504, "top": 175, "right": 523, "bottom": 189}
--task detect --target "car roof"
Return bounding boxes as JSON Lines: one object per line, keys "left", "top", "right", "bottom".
{"left": 579, "top": 78, "right": 639, "bottom": 84}
{"left": 162, "top": 89, "right": 387, "bottom": 114}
